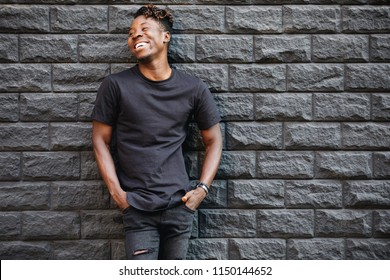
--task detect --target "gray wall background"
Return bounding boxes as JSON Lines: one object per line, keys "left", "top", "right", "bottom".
{"left": 0, "top": 0, "right": 389, "bottom": 260}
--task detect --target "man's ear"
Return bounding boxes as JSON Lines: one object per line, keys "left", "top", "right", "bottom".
{"left": 163, "top": 31, "right": 171, "bottom": 43}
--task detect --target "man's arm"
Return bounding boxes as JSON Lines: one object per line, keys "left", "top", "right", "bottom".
{"left": 92, "top": 121, "right": 130, "bottom": 211}
{"left": 182, "top": 123, "right": 223, "bottom": 210}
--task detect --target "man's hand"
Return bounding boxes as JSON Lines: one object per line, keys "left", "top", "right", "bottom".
{"left": 181, "top": 187, "right": 207, "bottom": 211}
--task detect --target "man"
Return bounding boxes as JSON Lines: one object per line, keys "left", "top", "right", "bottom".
{"left": 92, "top": 4, "right": 222, "bottom": 260}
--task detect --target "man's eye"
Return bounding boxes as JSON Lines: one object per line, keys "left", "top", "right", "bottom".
{"left": 142, "top": 27, "right": 148, "bottom": 31}
{"left": 129, "top": 33, "right": 133, "bottom": 37}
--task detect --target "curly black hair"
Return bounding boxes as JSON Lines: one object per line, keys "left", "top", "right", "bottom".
{"left": 134, "top": 4, "right": 173, "bottom": 34}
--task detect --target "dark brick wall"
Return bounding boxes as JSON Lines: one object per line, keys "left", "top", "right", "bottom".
{"left": 0, "top": 1, "right": 389, "bottom": 260}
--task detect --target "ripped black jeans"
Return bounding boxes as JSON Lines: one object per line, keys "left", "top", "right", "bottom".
{"left": 122, "top": 204, "right": 195, "bottom": 260}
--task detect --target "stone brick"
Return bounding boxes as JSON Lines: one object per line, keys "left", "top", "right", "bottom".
{"left": 173, "top": 6, "right": 224, "bottom": 33}
{"left": 196, "top": 35, "right": 253, "bottom": 63}
{"left": 51, "top": 181, "right": 109, "bottom": 210}
{"left": 230, "top": 239, "right": 285, "bottom": 260}
{"left": 184, "top": 151, "right": 198, "bottom": 179}
{"left": 342, "top": 6, "right": 390, "bottom": 33}
{"left": 345, "top": 181, "right": 390, "bottom": 209}
{"left": 217, "top": 151, "right": 256, "bottom": 179}
{"left": 257, "top": 210, "right": 314, "bottom": 238}
{"left": 0, "top": 94, "right": 18, "bottom": 122}
{"left": 0, "top": 241, "right": 51, "bottom": 260}
{"left": 230, "top": 64, "right": 286, "bottom": 92}
{"left": 20, "top": 93, "right": 78, "bottom": 122}
{"left": 314, "top": 93, "right": 370, "bottom": 121}
{"left": 284, "top": 5, "right": 341, "bottom": 33}
{"left": 23, "top": 152, "right": 80, "bottom": 180}
{"left": 0, "top": 123, "right": 49, "bottom": 151}
{"left": 343, "top": 123, "right": 390, "bottom": 150}
{"left": 20, "top": 35, "right": 78, "bottom": 63}
{"left": 0, "top": 64, "right": 51, "bottom": 92}
{"left": 108, "top": 5, "right": 138, "bottom": 33}
{"left": 52, "top": 240, "right": 111, "bottom": 260}
{"left": 22, "top": 211, "right": 80, "bottom": 240}
{"left": 374, "top": 152, "right": 390, "bottom": 179}
{"left": 80, "top": 151, "right": 101, "bottom": 180}
{"left": 169, "top": 35, "right": 196, "bottom": 63}
{"left": 0, "top": 182, "right": 50, "bottom": 211}
{"left": 286, "top": 180, "right": 343, "bottom": 208}
{"left": 53, "top": 64, "right": 109, "bottom": 92}
{"left": 257, "top": 151, "right": 314, "bottom": 179}
{"left": 79, "top": 93, "right": 96, "bottom": 121}
{"left": 226, "top": 6, "right": 282, "bottom": 33}
{"left": 316, "top": 210, "right": 372, "bottom": 237}
{"left": 228, "top": 180, "right": 284, "bottom": 208}
{"left": 199, "top": 180, "right": 227, "bottom": 209}
{"left": 287, "top": 239, "right": 344, "bottom": 260}
{"left": 110, "top": 63, "right": 136, "bottom": 74}
{"left": 372, "top": 94, "right": 390, "bottom": 121}
{"left": 287, "top": 64, "right": 344, "bottom": 92}
{"left": 285, "top": 122, "right": 341, "bottom": 149}
{"left": 0, "top": 35, "right": 18, "bottom": 62}
{"left": 373, "top": 210, "right": 390, "bottom": 237}
{"left": 199, "top": 209, "right": 257, "bottom": 238}
{"left": 81, "top": 210, "right": 124, "bottom": 239}
{"left": 313, "top": 35, "right": 369, "bottom": 62}
{"left": 255, "top": 35, "right": 310, "bottom": 62}
{"left": 346, "top": 64, "right": 390, "bottom": 91}
{"left": 50, "top": 6, "right": 107, "bottom": 33}
{"left": 50, "top": 123, "right": 92, "bottom": 150}
{"left": 187, "top": 239, "right": 228, "bottom": 260}
{"left": 255, "top": 93, "right": 312, "bottom": 121}
{"left": 0, "top": 153, "right": 20, "bottom": 181}
{"left": 346, "top": 239, "right": 390, "bottom": 259}
{"left": 0, "top": 212, "right": 21, "bottom": 240}
{"left": 0, "top": 5, "right": 49, "bottom": 33}
{"left": 111, "top": 239, "right": 125, "bottom": 260}
{"left": 371, "top": 35, "right": 390, "bottom": 61}
{"left": 315, "top": 152, "right": 372, "bottom": 179}
{"left": 174, "top": 64, "right": 228, "bottom": 92}
{"left": 214, "top": 93, "right": 254, "bottom": 121}
{"left": 226, "top": 122, "right": 282, "bottom": 150}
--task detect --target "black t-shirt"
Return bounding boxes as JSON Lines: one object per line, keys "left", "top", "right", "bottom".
{"left": 92, "top": 65, "right": 221, "bottom": 211}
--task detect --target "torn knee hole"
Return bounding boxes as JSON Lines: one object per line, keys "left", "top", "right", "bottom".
{"left": 133, "top": 249, "right": 150, "bottom": 256}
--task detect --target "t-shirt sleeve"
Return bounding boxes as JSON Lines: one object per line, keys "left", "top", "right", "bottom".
{"left": 193, "top": 82, "right": 221, "bottom": 130}
{"left": 91, "top": 76, "right": 119, "bottom": 126}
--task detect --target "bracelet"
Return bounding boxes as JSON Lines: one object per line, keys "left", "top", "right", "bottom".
{"left": 196, "top": 182, "right": 210, "bottom": 195}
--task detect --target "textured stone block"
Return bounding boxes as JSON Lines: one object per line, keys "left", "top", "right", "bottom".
{"left": 0, "top": 153, "right": 20, "bottom": 181}
{"left": 187, "top": 239, "right": 228, "bottom": 260}
{"left": 199, "top": 180, "right": 227, "bottom": 209}
{"left": 20, "top": 93, "right": 78, "bottom": 122}
{"left": 0, "top": 241, "right": 51, "bottom": 260}
{"left": 22, "top": 211, "right": 80, "bottom": 240}
{"left": 287, "top": 239, "right": 344, "bottom": 260}
{"left": 314, "top": 93, "right": 370, "bottom": 121}
{"left": 255, "top": 35, "right": 310, "bottom": 62}
{"left": 373, "top": 211, "right": 390, "bottom": 237}
{"left": 374, "top": 152, "right": 390, "bottom": 179}
{"left": 285, "top": 122, "right": 341, "bottom": 149}
{"left": 80, "top": 151, "right": 101, "bottom": 180}
{"left": 255, "top": 93, "right": 312, "bottom": 121}
{"left": 20, "top": 35, "right": 78, "bottom": 63}
{"left": 214, "top": 93, "right": 254, "bottom": 121}
{"left": 108, "top": 5, "right": 138, "bottom": 33}
{"left": 257, "top": 151, "right": 314, "bottom": 179}
{"left": 371, "top": 35, "right": 390, "bottom": 61}
{"left": 0, "top": 94, "right": 18, "bottom": 122}
{"left": 217, "top": 151, "right": 256, "bottom": 179}
{"left": 228, "top": 180, "right": 284, "bottom": 208}
{"left": 316, "top": 210, "right": 372, "bottom": 237}
{"left": 346, "top": 239, "right": 390, "bottom": 259}
{"left": 257, "top": 210, "right": 314, "bottom": 238}
{"left": 169, "top": 34, "right": 196, "bottom": 63}
{"left": 345, "top": 181, "right": 390, "bottom": 208}
{"left": 372, "top": 94, "right": 390, "bottom": 121}
{"left": 286, "top": 180, "right": 343, "bottom": 208}
{"left": 173, "top": 6, "right": 224, "bottom": 33}
{"left": 342, "top": 6, "right": 390, "bottom": 33}
{"left": 50, "top": 6, "right": 107, "bottom": 33}
{"left": 0, "top": 64, "right": 51, "bottom": 92}
{"left": 284, "top": 5, "right": 341, "bottom": 33}
{"left": 226, "top": 6, "right": 282, "bottom": 33}
{"left": 23, "top": 152, "right": 80, "bottom": 180}
{"left": 0, "top": 35, "right": 18, "bottom": 62}
{"left": 230, "top": 239, "right": 285, "bottom": 260}
{"left": 196, "top": 35, "right": 253, "bottom": 63}
{"left": 111, "top": 239, "right": 125, "bottom": 260}
{"left": 184, "top": 151, "right": 198, "bottom": 179}
{"left": 315, "top": 152, "right": 372, "bottom": 179}
{"left": 53, "top": 64, "right": 109, "bottom": 92}
{"left": 313, "top": 35, "right": 369, "bottom": 62}
{"left": 81, "top": 210, "right": 124, "bottom": 239}
{"left": 199, "top": 209, "right": 257, "bottom": 238}
{"left": 0, "top": 123, "right": 49, "bottom": 151}
{"left": 0, "top": 212, "right": 21, "bottom": 239}
{"left": 230, "top": 64, "right": 286, "bottom": 92}
{"left": 50, "top": 123, "right": 92, "bottom": 150}
{"left": 343, "top": 123, "right": 390, "bottom": 149}
{"left": 0, "top": 182, "right": 50, "bottom": 211}
{"left": 79, "top": 93, "right": 96, "bottom": 121}
{"left": 287, "top": 64, "right": 344, "bottom": 92}
{"left": 0, "top": 5, "right": 49, "bottom": 32}
{"left": 346, "top": 64, "right": 390, "bottom": 91}
{"left": 226, "top": 122, "right": 282, "bottom": 150}
{"left": 52, "top": 240, "right": 111, "bottom": 260}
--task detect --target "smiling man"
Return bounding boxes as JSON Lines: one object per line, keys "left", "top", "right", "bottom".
{"left": 91, "top": 4, "right": 222, "bottom": 260}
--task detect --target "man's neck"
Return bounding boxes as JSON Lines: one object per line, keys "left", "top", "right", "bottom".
{"left": 137, "top": 59, "right": 172, "bottom": 81}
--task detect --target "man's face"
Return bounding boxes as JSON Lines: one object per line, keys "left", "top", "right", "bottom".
{"left": 128, "top": 15, "right": 170, "bottom": 62}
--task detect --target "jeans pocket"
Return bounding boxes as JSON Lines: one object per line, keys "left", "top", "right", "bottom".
{"left": 181, "top": 204, "right": 196, "bottom": 214}
{"left": 122, "top": 206, "right": 132, "bottom": 214}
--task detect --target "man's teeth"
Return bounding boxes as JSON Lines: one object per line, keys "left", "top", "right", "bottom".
{"left": 136, "top": 43, "right": 145, "bottom": 49}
